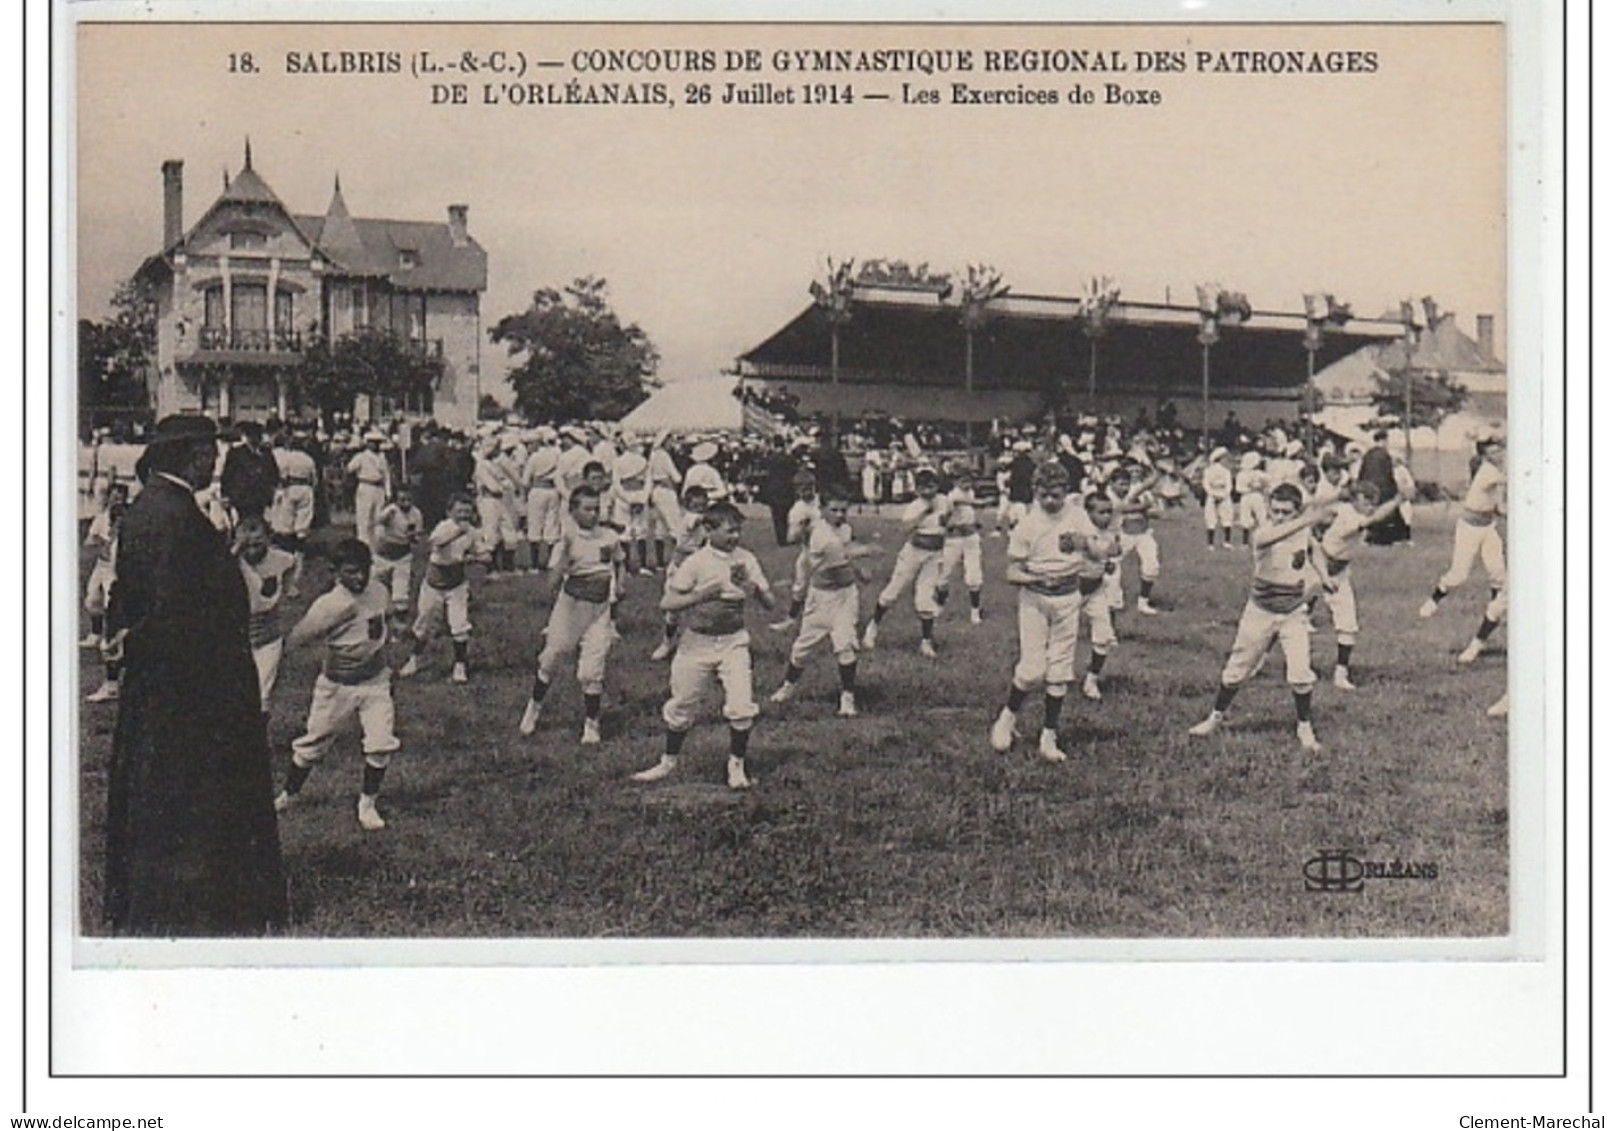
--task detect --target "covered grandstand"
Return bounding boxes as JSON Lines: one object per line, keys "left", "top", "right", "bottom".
{"left": 737, "top": 283, "right": 1406, "bottom": 430}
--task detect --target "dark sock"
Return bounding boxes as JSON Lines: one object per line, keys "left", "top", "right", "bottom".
{"left": 872, "top": 602, "right": 890, "bottom": 624}
{"left": 728, "top": 726, "right": 751, "bottom": 760}
{"left": 784, "top": 662, "right": 804, "bottom": 685}
{"left": 583, "top": 692, "right": 602, "bottom": 721}
{"left": 361, "top": 763, "right": 386, "bottom": 797}
{"left": 90, "top": 613, "right": 104, "bottom": 637}
{"left": 663, "top": 621, "right": 678, "bottom": 643}
{"left": 1140, "top": 580, "right": 1154, "bottom": 600}
{"left": 1206, "top": 530, "right": 1215, "bottom": 547}
{"left": 1337, "top": 643, "right": 1354, "bottom": 668}
{"left": 635, "top": 539, "right": 648, "bottom": 570}
{"left": 1006, "top": 685, "right": 1029, "bottom": 712}
{"left": 105, "top": 661, "right": 122, "bottom": 683}
{"left": 1293, "top": 689, "right": 1313, "bottom": 723}
{"left": 529, "top": 543, "right": 543, "bottom": 569}
{"left": 838, "top": 661, "right": 857, "bottom": 692}
{"left": 1476, "top": 617, "right": 1500, "bottom": 642}
{"left": 284, "top": 760, "right": 314, "bottom": 796}
{"left": 968, "top": 588, "right": 981, "bottom": 610}
{"left": 920, "top": 617, "right": 935, "bottom": 642}
{"left": 788, "top": 596, "right": 804, "bottom": 619}
{"left": 935, "top": 586, "right": 950, "bottom": 608}
{"left": 452, "top": 639, "right": 469, "bottom": 666}
{"left": 1213, "top": 683, "right": 1239, "bottom": 713}
{"left": 1087, "top": 651, "right": 1107, "bottom": 675}
{"left": 530, "top": 673, "right": 550, "bottom": 702}
{"left": 654, "top": 540, "right": 667, "bottom": 568}
{"left": 665, "top": 729, "right": 688, "bottom": 759}
{"left": 1429, "top": 586, "right": 1448, "bottom": 605}
{"left": 1043, "top": 692, "right": 1064, "bottom": 731}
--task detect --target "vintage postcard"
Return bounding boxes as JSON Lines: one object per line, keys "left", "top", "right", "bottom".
{"left": 47, "top": 0, "right": 1568, "bottom": 1093}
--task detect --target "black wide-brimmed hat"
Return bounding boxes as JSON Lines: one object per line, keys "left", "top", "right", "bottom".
{"left": 146, "top": 415, "right": 219, "bottom": 446}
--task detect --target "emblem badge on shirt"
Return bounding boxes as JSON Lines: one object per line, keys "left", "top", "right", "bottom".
{"left": 1292, "top": 551, "right": 1308, "bottom": 570}
{"left": 598, "top": 546, "right": 614, "bottom": 564}
{"left": 261, "top": 576, "right": 279, "bottom": 598}
{"left": 1058, "top": 533, "right": 1078, "bottom": 554}
{"left": 730, "top": 563, "right": 749, "bottom": 586}
{"left": 368, "top": 615, "right": 385, "bottom": 640}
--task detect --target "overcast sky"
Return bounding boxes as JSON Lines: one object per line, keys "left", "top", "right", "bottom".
{"left": 75, "top": 21, "right": 1505, "bottom": 393}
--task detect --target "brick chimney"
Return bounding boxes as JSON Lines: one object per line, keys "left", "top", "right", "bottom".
{"left": 162, "top": 160, "right": 184, "bottom": 249}
{"left": 447, "top": 203, "right": 469, "bottom": 248}
{"left": 1475, "top": 314, "right": 1496, "bottom": 362}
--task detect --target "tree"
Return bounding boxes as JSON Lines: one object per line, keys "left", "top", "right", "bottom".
{"left": 1371, "top": 368, "right": 1469, "bottom": 431}
{"left": 79, "top": 277, "right": 158, "bottom": 430}
{"left": 490, "top": 277, "right": 659, "bottom": 422}
{"left": 295, "top": 328, "right": 445, "bottom": 426}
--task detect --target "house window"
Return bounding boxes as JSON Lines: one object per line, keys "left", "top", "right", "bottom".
{"left": 203, "top": 287, "right": 225, "bottom": 329}
{"left": 351, "top": 283, "right": 369, "bottom": 329}
{"left": 232, "top": 283, "right": 268, "bottom": 332}
{"left": 230, "top": 231, "right": 267, "bottom": 250}
{"left": 275, "top": 289, "right": 294, "bottom": 334}
{"left": 398, "top": 249, "right": 419, "bottom": 270}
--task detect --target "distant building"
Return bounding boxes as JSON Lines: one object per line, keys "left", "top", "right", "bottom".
{"left": 135, "top": 142, "right": 487, "bottom": 430}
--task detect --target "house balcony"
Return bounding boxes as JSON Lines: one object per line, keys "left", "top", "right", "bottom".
{"left": 180, "top": 326, "right": 306, "bottom": 367}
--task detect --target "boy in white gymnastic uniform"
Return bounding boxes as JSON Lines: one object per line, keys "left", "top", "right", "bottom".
{"left": 275, "top": 538, "right": 399, "bottom": 831}
{"left": 631, "top": 503, "right": 775, "bottom": 790}
{"left": 769, "top": 490, "right": 873, "bottom": 718}
{"left": 988, "top": 459, "right": 1093, "bottom": 763}
{"left": 1188, "top": 483, "right": 1329, "bottom": 752}
{"left": 934, "top": 462, "right": 986, "bottom": 625}
{"left": 519, "top": 484, "right": 622, "bottom": 746}
{"left": 235, "top": 514, "right": 298, "bottom": 714}
{"left": 861, "top": 466, "right": 948, "bottom": 657}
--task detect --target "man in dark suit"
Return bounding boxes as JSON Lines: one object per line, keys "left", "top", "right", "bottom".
{"left": 759, "top": 436, "right": 801, "bottom": 546}
{"left": 220, "top": 419, "right": 281, "bottom": 524}
{"left": 1358, "top": 431, "right": 1409, "bottom": 545}
{"left": 103, "top": 415, "right": 287, "bottom": 936}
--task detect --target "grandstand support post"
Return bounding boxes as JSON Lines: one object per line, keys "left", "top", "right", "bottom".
{"left": 1087, "top": 337, "right": 1098, "bottom": 405}
{"left": 1303, "top": 321, "right": 1322, "bottom": 459}
{"left": 964, "top": 327, "right": 975, "bottom": 396}
{"left": 830, "top": 323, "right": 842, "bottom": 438}
{"left": 1404, "top": 363, "right": 1415, "bottom": 471}
{"left": 810, "top": 260, "right": 856, "bottom": 446}
{"left": 1197, "top": 319, "right": 1218, "bottom": 452}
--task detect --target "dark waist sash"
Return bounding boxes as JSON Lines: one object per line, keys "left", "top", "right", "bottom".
{"left": 1252, "top": 579, "right": 1306, "bottom": 615}
{"left": 909, "top": 531, "right": 945, "bottom": 552}
{"left": 562, "top": 573, "right": 612, "bottom": 604}
{"left": 323, "top": 650, "right": 387, "bottom": 686}
{"left": 687, "top": 602, "right": 747, "bottom": 636}
{"left": 812, "top": 563, "right": 856, "bottom": 590}
{"left": 376, "top": 540, "right": 412, "bottom": 562}
{"left": 1026, "top": 574, "right": 1082, "bottom": 598}
{"left": 426, "top": 561, "right": 466, "bottom": 590}
{"left": 248, "top": 610, "right": 280, "bottom": 649}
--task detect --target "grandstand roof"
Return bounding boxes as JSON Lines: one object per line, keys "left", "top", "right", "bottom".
{"left": 738, "top": 286, "right": 1404, "bottom": 400}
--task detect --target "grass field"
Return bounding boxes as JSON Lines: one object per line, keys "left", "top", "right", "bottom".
{"left": 75, "top": 502, "right": 1508, "bottom": 938}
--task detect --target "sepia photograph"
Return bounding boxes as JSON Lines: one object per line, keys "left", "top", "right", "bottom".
{"left": 46, "top": 3, "right": 1572, "bottom": 1090}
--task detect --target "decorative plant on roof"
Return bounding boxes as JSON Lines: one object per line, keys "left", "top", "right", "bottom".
{"left": 809, "top": 258, "right": 859, "bottom": 435}
{"left": 1076, "top": 276, "right": 1122, "bottom": 400}
{"left": 957, "top": 264, "right": 1010, "bottom": 396}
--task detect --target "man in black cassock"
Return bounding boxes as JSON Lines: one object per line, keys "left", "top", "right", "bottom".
{"left": 103, "top": 415, "right": 287, "bottom": 936}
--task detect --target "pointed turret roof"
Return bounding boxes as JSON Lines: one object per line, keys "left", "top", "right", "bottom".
{"left": 314, "top": 173, "right": 370, "bottom": 268}
{"left": 218, "top": 137, "right": 282, "bottom": 205}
